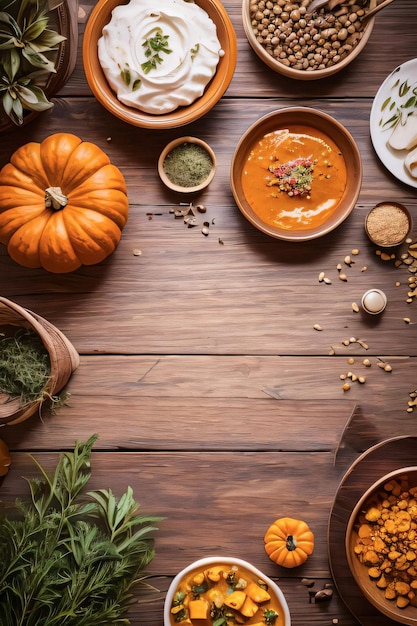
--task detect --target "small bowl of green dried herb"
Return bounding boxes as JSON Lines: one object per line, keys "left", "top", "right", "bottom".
{"left": 158, "top": 136, "right": 216, "bottom": 193}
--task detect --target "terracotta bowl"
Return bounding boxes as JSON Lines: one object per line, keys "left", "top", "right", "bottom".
{"left": 345, "top": 467, "right": 417, "bottom": 625}
{"left": 164, "top": 556, "right": 291, "bottom": 626}
{"left": 83, "top": 0, "right": 237, "bottom": 129}
{"left": 230, "top": 107, "right": 362, "bottom": 241}
{"left": 158, "top": 137, "right": 216, "bottom": 193}
{"left": 242, "top": 0, "right": 377, "bottom": 81}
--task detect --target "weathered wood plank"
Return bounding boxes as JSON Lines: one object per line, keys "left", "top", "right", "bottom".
{"left": 2, "top": 355, "right": 415, "bottom": 455}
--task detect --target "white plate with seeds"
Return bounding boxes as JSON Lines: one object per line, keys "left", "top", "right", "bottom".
{"left": 370, "top": 58, "right": 417, "bottom": 188}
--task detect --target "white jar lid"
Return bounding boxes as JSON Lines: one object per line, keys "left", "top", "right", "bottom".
{"left": 361, "top": 289, "right": 387, "bottom": 315}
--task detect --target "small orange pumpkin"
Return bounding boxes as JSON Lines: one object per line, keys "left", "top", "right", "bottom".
{"left": 264, "top": 517, "right": 314, "bottom": 568}
{"left": 0, "top": 133, "right": 129, "bottom": 273}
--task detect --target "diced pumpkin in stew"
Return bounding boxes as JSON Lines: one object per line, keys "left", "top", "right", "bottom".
{"left": 188, "top": 598, "right": 209, "bottom": 620}
{"left": 245, "top": 582, "right": 271, "bottom": 603}
{"left": 224, "top": 590, "right": 246, "bottom": 610}
{"left": 240, "top": 595, "right": 259, "bottom": 618}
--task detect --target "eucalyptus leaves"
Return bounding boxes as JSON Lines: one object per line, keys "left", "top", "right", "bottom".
{"left": 0, "top": 0, "right": 66, "bottom": 126}
{"left": 0, "top": 435, "right": 163, "bottom": 625}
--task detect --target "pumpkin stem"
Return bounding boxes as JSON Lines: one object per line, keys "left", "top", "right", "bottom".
{"left": 45, "top": 187, "right": 68, "bottom": 210}
{"left": 286, "top": 535, "right": 297, "bottom": 551}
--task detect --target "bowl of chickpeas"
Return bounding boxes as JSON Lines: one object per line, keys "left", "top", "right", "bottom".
{"left": 346, "top": 467, "right": 417, "bottom": 625}
{"left": 243, "top": 0, "right": 378, "bottom": 80}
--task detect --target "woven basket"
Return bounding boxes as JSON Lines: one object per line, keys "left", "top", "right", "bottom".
{"left": 0, "top": 297, "right": 79, "bottom": 425}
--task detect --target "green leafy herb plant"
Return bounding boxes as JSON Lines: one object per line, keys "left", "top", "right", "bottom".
{"left": 0, "top": 435, "right": 163, "bottom": 625}
{"left": 0, "top": 0, "right": 66, "bottom": 126}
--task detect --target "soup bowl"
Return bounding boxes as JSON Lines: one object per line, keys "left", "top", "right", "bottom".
{"left": 164, "top": 556, "right": 291, "bottom": 626}
{"left": 230, "top": 107, "right": 362, "bottom": 241}
{"left": 83, "top": 0, "right": 237, "bottom": 129}
{"left": 345, "top": 467, "right": 417, "bottom": 625}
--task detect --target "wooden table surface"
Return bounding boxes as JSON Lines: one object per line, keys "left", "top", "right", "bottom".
{"left": 1, "top": 0, "right": 417, "bottom": 624}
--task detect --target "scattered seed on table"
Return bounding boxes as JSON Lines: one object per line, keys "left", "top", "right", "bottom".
{"left": 339, "top": 273, "right": 348, "bottom": 281}
{"left": 351, "top": 249, "right": 359, "bottom": 256}
{"left": 352, "top": 302, "right": 359, "bottom": 313}
{"left": 318, "top": 271, "right": 325, "bottom": 282}
{"left": 344, "top": 255, "right": 353, "bottom": 266}
{"left": 342, "top": 383, "right": 351, "bottom": 391}
{"left": 363, "top": 358, "right": 371, "bottom": 367}
{"left": 313, "top": 324, "right": 323, "bottom": 331}
{"left": 324, "top": 277, "right": 332, "bottom": 284}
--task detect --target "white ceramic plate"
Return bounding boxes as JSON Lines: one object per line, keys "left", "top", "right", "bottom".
{"left": 370, "top": 58, "right": 417, "bottom": 188}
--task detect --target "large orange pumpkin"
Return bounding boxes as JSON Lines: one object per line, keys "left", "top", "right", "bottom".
{"left": 264, "top": 517, "right": 314, "bottom": 568}
{"left": 0, "top": 133, "right": 129, "bottom": 273}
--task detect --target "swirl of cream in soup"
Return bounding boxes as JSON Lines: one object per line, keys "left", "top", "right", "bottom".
{"left": 97, "top": 0, "right": 223, "bottom": 115}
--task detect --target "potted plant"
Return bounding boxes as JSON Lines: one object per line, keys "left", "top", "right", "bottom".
{"left": 0, "top": 0, "right": 78, "bottom": 132}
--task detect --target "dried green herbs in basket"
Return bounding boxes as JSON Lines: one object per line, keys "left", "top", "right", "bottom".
{"left": 0, "top": 328, "right": 50, "bottom": 405}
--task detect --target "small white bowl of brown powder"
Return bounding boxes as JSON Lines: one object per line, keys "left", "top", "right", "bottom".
{"left": 365, "top": 202, "right": 412, "bottom": 248}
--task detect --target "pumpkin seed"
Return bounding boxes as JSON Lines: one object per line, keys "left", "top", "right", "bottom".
{"left": 323, "top": 277, "right": 332, "bottom": 284}
{"left": 318, "top": 271, "right": 325, "bottom": 282}
{"left": 356, "top": 339, "right": 368, "bottom": 349}
{"left": 313, "top": 324, "right": 322, "bottom": 331}
{"left": 352, "top": 302, "right": 359, "bottom": 312}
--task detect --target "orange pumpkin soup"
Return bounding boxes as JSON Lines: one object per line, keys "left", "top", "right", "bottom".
{"left": 242, "top": 125, "right": 347, "bottom": 230}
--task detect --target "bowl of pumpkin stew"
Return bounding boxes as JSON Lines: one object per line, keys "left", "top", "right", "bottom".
{"left": 230, "top": 107, "right": 362, "bottom": 241}
{"left": 345, "top": 467, "right": 417, "bottom": 625}
{"left": 164, "top": 556, "right": 291, "bottom": 626}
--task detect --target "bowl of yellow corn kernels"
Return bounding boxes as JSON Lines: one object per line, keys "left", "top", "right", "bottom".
{"left": 346, "top": 467, "right": 417, "bottom": 625}
{"left": 164, "top": 556, "right": 291, "bottom": 626}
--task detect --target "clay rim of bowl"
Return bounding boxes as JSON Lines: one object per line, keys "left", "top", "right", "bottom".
{"left": 241, "top": 0, "right": 377, "bottom": 80}
{"left": 158, "top": 137, "right": 216, "bottom": 193}
{"left": 345, "top": 466, "right": 417, "bottom": 626}
{"left": 230, "top": 106, "right": 363, "bottom": 242}
{"left": 365, "top": 201, "right": 412, "bottom": 248}
{"left": 82, "top": 0, "right": 237, "bottom": 129}
{"left": 163, "top": 556, "right": 292, "bottom": 626}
